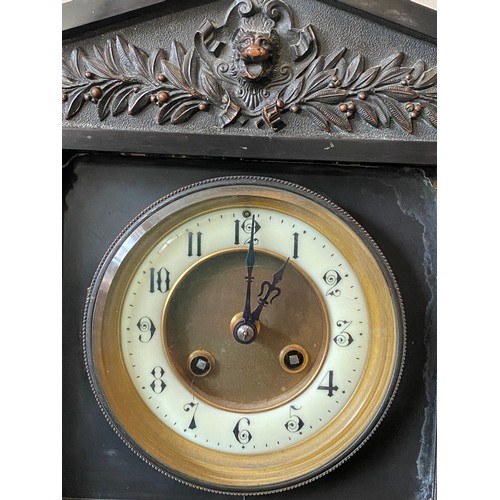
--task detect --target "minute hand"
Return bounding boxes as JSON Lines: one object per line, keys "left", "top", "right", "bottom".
{"left": 243, "top": 216, "right": 256, "bottom": 322}
{"left": 250, "top": 257, "right": 289, "bottom": 323}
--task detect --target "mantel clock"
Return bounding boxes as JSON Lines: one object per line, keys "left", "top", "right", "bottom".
{"left": 62, "top": 0, "right": 436, "bottom": 498}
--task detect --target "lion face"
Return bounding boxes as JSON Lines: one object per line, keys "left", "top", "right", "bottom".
{"left": 234, "top": 31, "right": 277, "bottom": 81}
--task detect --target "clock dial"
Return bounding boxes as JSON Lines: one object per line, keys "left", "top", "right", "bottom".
{"left": 84, "top": 176, "right": 405, "bottom": 494}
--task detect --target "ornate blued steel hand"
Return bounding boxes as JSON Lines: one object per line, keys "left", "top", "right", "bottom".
{"left": 233, "top": 215, "right": 259, "bottom": 344}
{"left": 243, "top": 215, "right": 256, "bottom": 323}
{"left": 250, "top": 257, "right": 290, "bottom": 323}
{"left": 233, "top": 216, "right": 289, "bottom": 344}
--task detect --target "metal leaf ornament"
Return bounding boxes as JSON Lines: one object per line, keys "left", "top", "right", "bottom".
{"left": 63, "top": 0, "right": 436, "bottom": 133}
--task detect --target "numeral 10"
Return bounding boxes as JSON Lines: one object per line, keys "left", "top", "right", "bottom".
{"left": 149, "top": 267, "right": 170, "bottom": 293}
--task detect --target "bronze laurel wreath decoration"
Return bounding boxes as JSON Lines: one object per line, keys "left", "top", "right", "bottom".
{"left": 62, "top": 0, "right": 436, "bottom": 133}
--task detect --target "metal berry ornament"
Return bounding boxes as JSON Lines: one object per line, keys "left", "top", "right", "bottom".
{"left": 62, "top": 0, "right": 436, "bottom": 133}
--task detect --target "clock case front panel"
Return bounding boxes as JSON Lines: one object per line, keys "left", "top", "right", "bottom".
{"left": 62, "top": 0, "right": 436, "bottom": 498}
{"left": 62, "top": 154, "right": 436, "bottom": 500}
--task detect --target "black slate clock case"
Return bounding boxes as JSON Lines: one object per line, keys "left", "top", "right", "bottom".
{"left": 62, "top": 1, "right": 436, "bottom": 498}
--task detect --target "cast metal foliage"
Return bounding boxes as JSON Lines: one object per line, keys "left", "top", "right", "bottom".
{"left": 62, "top": 0, "right": 437, "bottom": 133}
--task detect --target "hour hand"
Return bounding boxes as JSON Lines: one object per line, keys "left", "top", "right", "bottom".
{"left": 250, "top": 257, "right": 289, "bottom": 323}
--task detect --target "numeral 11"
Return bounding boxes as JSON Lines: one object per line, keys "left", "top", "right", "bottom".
{"left": 188, "top": 231, "right": 202, "bottom": 257}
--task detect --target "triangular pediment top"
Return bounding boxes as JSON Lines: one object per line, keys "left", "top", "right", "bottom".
{"left": 63, "top": 0, "right": 436, "bottom": 41}
{"left": 62, "top": 0, "right": 436, "bottom": 155}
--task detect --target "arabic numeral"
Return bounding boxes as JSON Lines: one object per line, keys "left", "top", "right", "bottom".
{"left": 317, "top": 370, "right": 338, "bottom": 397}
{"left": 149, "top": 267, "right": 170, "bottom": 293}
{"left": 285, "top": 405, "right": 304, "bottom": 433}
{"left": 187, "top": 231, "right": 202, "bottom": 257}
{"left": 234, "top": 216, "right": 261, "bottom": 245}
{"left": 183, "top": 401, "right": 199, "bottom": 431}
{"left": 323, "top": 270, "right": 342, "bottom": 297}
{"left": 234, "top": 219, "right": 241, "bottom": 244}
{"left": 136, "top": 316, "right": 156, "bottom": 343}
{"left": 233, "top": 417, "right": 252, "bottom": 444}
{"left": 334, "top": 320, "right": 354, "bottom": 347}
{"left": 293, "top": 232, "right": 299, "bottom": 259}
{"left": 150, "top": 366, "right": 166, "bottom": 394}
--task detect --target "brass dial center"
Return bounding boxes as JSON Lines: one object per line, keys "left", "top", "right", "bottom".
{"left": 162, "top": 248, "right": 329, "bottom": 412}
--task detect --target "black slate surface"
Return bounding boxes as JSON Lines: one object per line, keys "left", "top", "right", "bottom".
{"left": 62, "top": 153, "right": 436, "bottom": 500}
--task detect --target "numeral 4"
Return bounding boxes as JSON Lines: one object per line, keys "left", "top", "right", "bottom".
{"left": 317, "top": 370, "right": 338, "bottom": 397}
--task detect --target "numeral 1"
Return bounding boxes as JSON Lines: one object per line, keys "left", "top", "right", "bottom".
{"left": 293, "top": 232, "right": 299, "bottom": 259}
